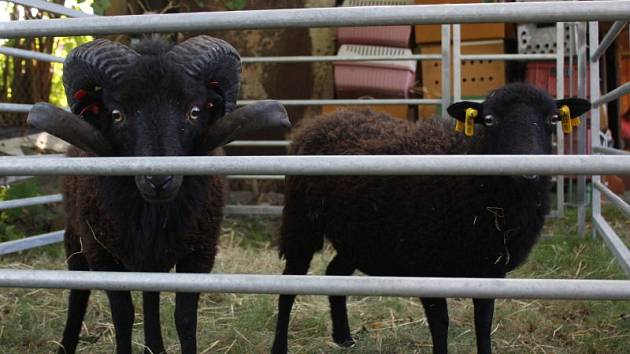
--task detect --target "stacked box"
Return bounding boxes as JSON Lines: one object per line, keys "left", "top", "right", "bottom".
{"left": 420, "top": 40, "right": 506, "bottom": 118}
{"left": 524, "top": 61, "right": 590, "bottom": 98}
{"left": 337, "top": 0, "right": 413, "bottom": 47}
{"left": 334, "top": 45, "right": 417, "bottom": 98}
{"left": 414, "top": 0, "right": 512, "bottom": 44}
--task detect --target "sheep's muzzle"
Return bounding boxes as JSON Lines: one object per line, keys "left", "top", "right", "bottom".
{"left": 134, "top": 175, "right": 183, "bottom": 204}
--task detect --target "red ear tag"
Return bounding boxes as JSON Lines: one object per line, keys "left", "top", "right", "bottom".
{"left": 206, "top": 102, "right": 214, "bottom": 109}
{"left": 208, "top": 81, "right": 219, "bottom": 88}
{"left": 79, "top": 104, "right": 100, "bottom": 117}
{"left": 73, "top": 89, "right": 88, "bottom": 101}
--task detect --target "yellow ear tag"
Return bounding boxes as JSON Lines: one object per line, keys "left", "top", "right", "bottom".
{"left": 571, "top": 116, "right": 581, "bottom": 127}
{"left": 455, "top": 120, "right": 464, "bottom": 132}
{"left": 560, "top": 105, "right": 572, "bottom": 134}
{"left": 464, "top": 108, "right": 477, "bottom": 137}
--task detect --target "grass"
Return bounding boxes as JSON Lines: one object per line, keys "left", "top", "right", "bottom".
{"left": 0, "top": 206, "right": 630, "bottom": 353}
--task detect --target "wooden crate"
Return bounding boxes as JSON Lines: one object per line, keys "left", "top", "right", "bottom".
{"left": 420, "top": 40, "right": 506, "bottom": 98}
{"left": 414, "top": 0, "right": 512, "bottom": 44}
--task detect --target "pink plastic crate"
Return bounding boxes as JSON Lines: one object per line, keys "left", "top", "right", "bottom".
{"left": 336, "top": 26, "right": 412, "bottom": 47}
{"left": 525, "top": 61, "right": 590, "bottom": 98}
{"left": 336, "top": 0, "right": 413, "bottom": 47}
{"left": 333, "top": 45, "right": 416, "bottom": 98}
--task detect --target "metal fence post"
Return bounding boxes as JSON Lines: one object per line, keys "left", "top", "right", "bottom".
{"left": 453, "top": 24, "right": 461, "bottom": 103}
{"left": 441, "top": 24, "right": 451, "bottom": 118}
{"left": 589, "top": 21, "right": 601, "bottom": 239}
{"left": 556, "top": 22, "right": 565, "bottom": 218}
{"left": 577, "top": 22, "right": 588, "bottom": 236}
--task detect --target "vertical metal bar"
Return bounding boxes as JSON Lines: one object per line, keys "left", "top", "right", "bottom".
{"left": 453, "top": 24, "right": 462, "bottom": 102}
{"left": 577, "top": 22, "right": 588, "bottom": 236}
{"left": 568, "top": 23, "right": 575, "bottom": 203}
{"left": 589, "top": 21, "right": 601, "bottom": 239}
{"left": 441, "top": 24, "right": 451, "bottom": 118}
{"left": 556, "top": 22, "right": 565, "bottom": 218}
{"left": 591, "top": 20, "right": 627, "bottom": 62}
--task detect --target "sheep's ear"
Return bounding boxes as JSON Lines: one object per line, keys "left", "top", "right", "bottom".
{"left": 446, "top": 101, "right": 484, "bottom": 123}
{"left": 447, "top": 101, "right": 484, "bottom": 136}
{"left": 27, "top": 102, "right": 114, "bottom": 156}
{"left": 556, "top": 98, "right": 591, "bottom": 118}
{"left": 205, "top": 100, "right": 290, "bottom": 150}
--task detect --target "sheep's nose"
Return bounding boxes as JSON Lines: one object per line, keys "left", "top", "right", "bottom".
{"left": 143, "top": 175, "right": 173, "bottom": 191}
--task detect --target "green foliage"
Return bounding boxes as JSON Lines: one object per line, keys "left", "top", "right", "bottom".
{"left": 91, "top": 0, "right": 112, "bottom": 16}
{"left": 0, "top": 180, "right": 59, "bottom": 242}
{"left": 49, "top": 35, "right": 93, "bottom": 108}
{"left": 225, "top": 0, "right": 247, "bottom": 10}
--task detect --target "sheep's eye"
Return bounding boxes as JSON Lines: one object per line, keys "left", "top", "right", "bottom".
{"left": 550, "top": 113, "right": 561, "bottom": 124}
{"left": 112, "top": 109, "right": 124, "bottom": 124}
{"left": 483, "top": 114, "right": 495, "bottom": 127}
{"left": 188, "top": 106, "right": 201, "bottom": 121}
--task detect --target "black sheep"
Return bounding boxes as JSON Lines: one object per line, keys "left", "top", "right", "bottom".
{"left": 271, "top": 83, "right": 589, "bottom": 354}
{"left": 27, "top": 36, "right": 289, "bottom": 354}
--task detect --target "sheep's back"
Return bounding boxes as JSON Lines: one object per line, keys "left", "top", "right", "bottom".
{"left": 283, "top": 109, "right": 546, "bottom": 278}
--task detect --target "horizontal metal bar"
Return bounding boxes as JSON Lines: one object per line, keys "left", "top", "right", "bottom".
{"left": 0, "top": 191, "right": 277, "bottom": 214}
{"left": 1, "top": 269, "right": 630, "bottom": 299}
{"left": 591, "top": 20, "right": 627, "bottom": 62}
{"left": 0, "top": 50, "right": 440, "bottom": 64}
{"left": 460, "top": 54, "right": 557, "bottom": 61}
{"left": 0, "top": 46, "right": 64, "bottom": 63}
{"left": 238, "top": 99, "right": 441, "bottom": 106}
{"left": 594, "top": 181, "right": 630, "bottom": 218}
{"left": 0, "top": 155, "right": 628, "bottom": 176}
{"left": 0, "top": 194, "right": 62, "bottom": 211}
{"left": 592, "top": 82, "right": 630, "bottom": 107}
{"left": 226, "top": 140, "right": 290, "bottom": 147}
{"left": 593, "top": 215, "right": 630, "bottom": 276}
{"left": 1, "top": 2, "right": 627, "bottom": 39}
{"left": 242, "top": 54, "right": 441, "bottom": 63}
{"left": 1, "top": 99, "right": 440, "bottom": 114}
{"left": 0, "top": 206, "right": 281, "bottom": 254}
{"left": 0, "top": 231, "right": 64, "bottom": 255}
{"left": 227, "top": 175, "right": 285, "bottom": 180}
{"left": 8, "top": 0, "right": 92, "bottom": 18}
{"left": 0, "top": 103, "right": 33, "bottom": 113}
{"left": 224, "top": 205, "right": 282, "bottom": 216}
{"left": 594, "top": 146, "right": 630, "bottom": 155}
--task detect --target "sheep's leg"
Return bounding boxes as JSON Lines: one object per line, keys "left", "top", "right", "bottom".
{"left": 174, "top": 291, "right": 199, "bottom": 354}
{"left": 420, "top": 297, "right": 449, "bottom": 354}
{"left": 105, "top": 290, "right": 135, "bottom": 354}
{"left": 143, "top": 291, "right": 165, "bottom": 354}
{"left": 58, "top": 253, "right": 90, "bottom": 354}
{"left": 174, "top": 259, "right": 208, "bottom": 354}
{"left": 473, "top": 298, "right": 495, "bottom": 354}
{"left": 271, "top": 256, "right": 313, "bottom": 354}
{"left": 326, "top": 255, "right": 356, "bottom": 347}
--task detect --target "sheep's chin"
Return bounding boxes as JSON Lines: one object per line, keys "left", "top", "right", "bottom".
{"left": 513, "top": 175, "right": 539, "bottom": 183}
{"left": 140, "top": 192, "right": 179, "bottom": 204}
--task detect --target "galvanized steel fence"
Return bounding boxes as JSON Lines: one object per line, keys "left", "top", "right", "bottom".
{"left": 0, "top": 1, "right": 629, "bottom": 299}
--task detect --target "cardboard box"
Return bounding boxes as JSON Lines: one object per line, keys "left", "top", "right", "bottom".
{"left": 414, "top": 0, "right": 512, "bottom": 43}
{"left": 421, "top": 40, "right": 506, "bottom": 98}
{"left": 322, "top": 104, "right": 412, "bottom": 120}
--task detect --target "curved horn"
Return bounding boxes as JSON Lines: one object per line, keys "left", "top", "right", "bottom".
{"left": 205, "top": 100, "right": 291, "bottom": 150}
{"left": 63, "top": 39, "right": 139, "bottom": 112}
{"left": 166, "top": 35, "right": 241, "bottom": 113}
{"left": 27, "top": 103, "right": 114, "bottom": 156}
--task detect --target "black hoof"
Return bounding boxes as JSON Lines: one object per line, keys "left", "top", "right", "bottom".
{"left": 334, "top": 337, "right": 356, "bottom": 348}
